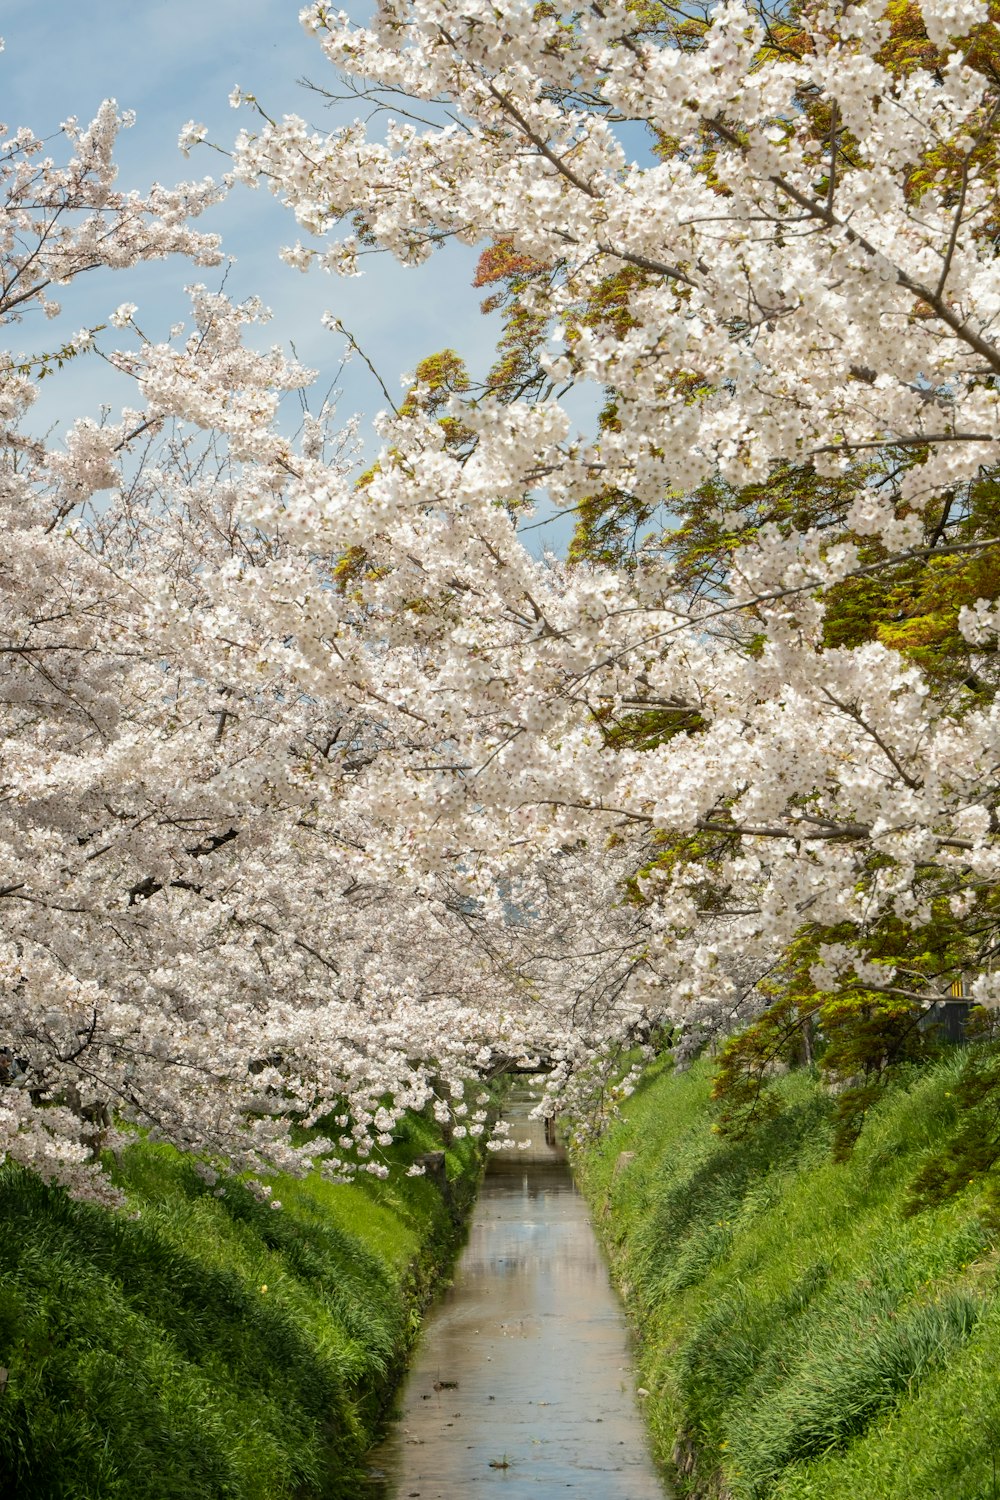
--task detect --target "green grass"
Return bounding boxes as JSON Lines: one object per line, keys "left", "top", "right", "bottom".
{"left": 576, "top": 1050, "right": 1000, "bottom": 1500}
{"left": 0, "top": 1113, "right": 481, "bottom": 1500}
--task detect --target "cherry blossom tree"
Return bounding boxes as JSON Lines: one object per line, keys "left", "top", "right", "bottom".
{"left": 11, "top": 0, "right": 1000, "bottom": 1202}
{"left": 0, "top": 92, "right": 548, "bottom": 1201}
{"left": 225, "top": 0, "right": 1000, "bottom": 1136}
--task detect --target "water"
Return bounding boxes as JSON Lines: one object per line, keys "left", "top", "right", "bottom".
{"left": 367, "top": 1089, "right": 668, "bottom": 1498}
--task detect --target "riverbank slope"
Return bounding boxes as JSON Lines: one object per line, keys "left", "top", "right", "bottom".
{"left": 576, "top": 1051, "right": 1000, "bottom": 1500}
{"left": 0, "top": 1115, "right": 480, "bottom": 1500}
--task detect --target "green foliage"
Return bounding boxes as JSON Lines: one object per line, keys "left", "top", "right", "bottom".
{"left": 710, "top": 894, "right": 996, "bottom": 1161}
{"left": 473, "top": 239, "right": 550, "bottom": 404}
{"left": 399, "top": 348, "right": 470, "bottom": 418}
{"left": 576, "top": 1052, "right": 1000, "bottom": 1500}
{"left": 907, "top": 1025, "right": 1000, "bottom": 1216}
{"left": 0, "top": 1118, "right": 480, "bottom": 1500}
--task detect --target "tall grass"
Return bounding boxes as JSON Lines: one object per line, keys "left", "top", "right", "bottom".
{"left": 577, "top": 1051, "right": 1000, "bottom": 1499}
{"left": 0, "top": 1114, "right": 480, "bottom": 1500}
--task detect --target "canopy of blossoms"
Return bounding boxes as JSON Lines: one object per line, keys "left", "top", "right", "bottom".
{"left": 5, "top": 0, "right": 1000, "bottom": 1198}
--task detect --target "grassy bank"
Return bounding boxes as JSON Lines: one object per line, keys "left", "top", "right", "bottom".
{"left": 576, "top": 1050, "right": 1000, "bottom": 1500}
{"left": 0, "top": 1114, "right": 481, "bottom": 1500}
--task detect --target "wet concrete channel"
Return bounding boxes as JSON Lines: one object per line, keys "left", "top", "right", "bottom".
{"left": 366, "top": 1085, "right": 669, "bottom": 1498}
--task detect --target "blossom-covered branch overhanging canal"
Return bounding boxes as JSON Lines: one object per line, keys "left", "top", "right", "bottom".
{"left": 6, "top": 0, "right": 1000, "bottom": 1492}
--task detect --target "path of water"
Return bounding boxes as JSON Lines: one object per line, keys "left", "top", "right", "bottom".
{"left": 367, "top": 1087, "right": 668, "bottom": 1498}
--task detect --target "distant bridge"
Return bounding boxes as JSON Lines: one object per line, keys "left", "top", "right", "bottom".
{"left": 483, "top": 1052, "right": 557, "bottom": 1079}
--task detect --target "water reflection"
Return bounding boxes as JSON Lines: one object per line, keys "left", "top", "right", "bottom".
{"left": 366, "top": 1087, "right": 668, "bottom": 1498}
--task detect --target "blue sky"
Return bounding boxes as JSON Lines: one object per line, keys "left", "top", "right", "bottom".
{"left": 4, "top": 1, "right": 580, "bottom": 553}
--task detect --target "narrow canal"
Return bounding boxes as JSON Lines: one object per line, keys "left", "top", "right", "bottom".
{"left": 367, "top": 1086, "right": 668, "bottom": 1498}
